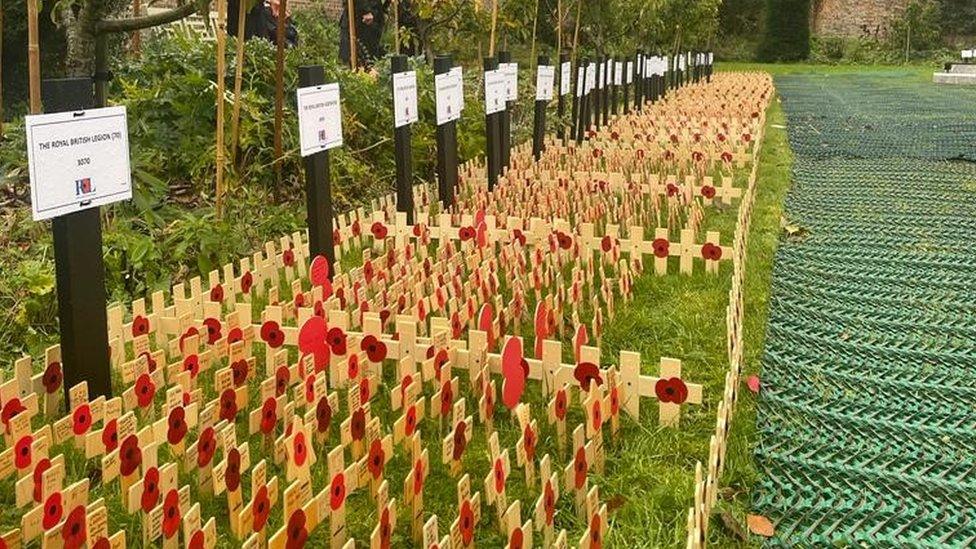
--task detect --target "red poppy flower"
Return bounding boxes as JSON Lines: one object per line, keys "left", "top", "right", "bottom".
{"left": 132, "top": 315, "right": 150, "bottom": 337}
{"left": 721, "top": 151, "right": 733, "bottom": 163}
{"left": 162, "top": 489, "right": 180, "bottom": 539}
{"left": 0, "top": 398, "right": 21, "bottom": 434}
{"left": 282, "top": 249, "right": 296, "bottom": 267}
{"left": 260, "top": 398, "right": 278, "bottom": 435}
{"left": 209, "top": 284, "right": 224, "bottom": 303}
{"left": 102, "top": 418, "right": 119, "bottom": 452}
{"left": 591, "top": 148, "right": 602, "bottom": 159}
{"left": 363, "top": 260, "right": 374, "bottom": 283}
{"left": 434, "top": 348, "right": 450, "bottom": 378}
{"left": 509, "top": 527, "right": 524, "bottom": 549}
{"left": 359, "top": 377, "right": 370, "bottom": 404}
{"left": 611, "top": 386, "right": 620, "bottom": 415}
{"left": 412, "top": 458, "right": 425, "bottom": 495}
{"left": 252, "top": 484, "right": 271, "bottom": 532}
{"left": 166, "top": 406, "right": 187, "bottom": 445}
{"left": 188, "top": 531, "right": 205, "bottom": 549}
{"left": 701, "top": 243, "right": 723, "bottom": 261}
{"left": 260, "top": 321, "right": 285, "bottom": 348}
{"left": 655, "top": 377, "right": 689, "bottom": 404}
{"left": 574, "top": 446, "right": 588, "bottom": 489}
{"left": 315, "top": 396, "right": 332, "bottom": 433}
{"left": 228, "top": 327, "right": 244, "bottom": 344}
{"left": 72, "top": 403, "right": 92, "bottom": 436}
{"left": 512, "top": 229, "right": 526, "bottom": 246}
{"left": 458, "top": 226, "right": 475, "bottom": 241}
{"left": 14, "top": 435, "right": 32, "bottom": 470}
{"left": 589, "top": 512, "right": 603, "bottom": 549}
{"left": 294, "top": 292, "right": 306, "bottom": 308}
{"left": 405, "top": 405, "right": 418, "bottom": 436}
{"left": 197, "top": 426, "right": 216, "bottom": 467}
{"left": 493, "top": 458, "right": 505, "bottom": 494}
{"left": 43, "top": 491, "right": 64, "bottom": 529}
{"left": 652, "top": 238, "right": 670, "bottom": 258}
{"left": 326, "top": 327, "right": 347, "bottom": 356}
{"left": 201, "top": 317, "right": 221, "bottom": 345}
{"left": 544, "top": 480, "right": 556, "bottom": 525}
{"left": 460, "top": 499, "right": 475, "bottom": 545}
{"left": 451, "top": 421, "right": 468, "bottom": 461}
{"left": 555, "top": 389, "right": 568, "bottom": 420}
{"left": 120, "top": 434, "right": 142, "bottom": 477}
{"left": 275, "top": 365, "right": 290, "bottom": 396}
{"left": 230, "top": 359, "right": 249, "bottom": 387}
{"left": 701, "top": 185, "right": 716, "bottom": 199}
{"left": 42, "top": 362, "right": 62, "bottom": 394}
{"left": 179, "top": 326, "right": 199, "bottom": 354}
{"left": 379, "top": 506, "right": 392, "bottom": 549}
{"left": 285, "top": 509, "right": 308, "bottom": 549}
{"left": 591, "top": 399, "right": 603, "bottom": 431}
{"left": 91, "top": 537, "right": 110, "bottom": 549}
{"left": 62, "top": 504, "right": 87, "bottom": 549}
{"left": 557, "top": 232, "right": 572, "bottom": 250}
{"left": 141, "top": 466, "right": 160, "bottom": 513}
{"left": 438, "top": 381, "right": 454, "bottom": 418}
{"left": 329, "top": 473, "right": 346, "bottom": 511}
{"left": 219, "top": 388, "right": 238, "bottom": 422}
{"left": 351, "top": 219, "right": 362, "bottom": 237}
{"left": 523, "top": 425, "right": 536, "bottom": 461}
{"left": 367, "top": 438, "right": 385, "bottom": 479}
{"left": 669, "top": 133, "right": 679, "bottom": 144}
{"left": 241, "top": 271, "right": 254, "bottom": 294}
{"left": 666, "top": 183, "right": 680, "bottom": 197}
{"left": 292, "top": 431, "right": 308, "bottom": 467}
{"left": 573, "top": 362, "right": 604, "bottom": 391}
{"left": 350, "top": 407, "right": 366, "bottom": 441}
{"left": 134, "top": 373, "right": 156, "bottom": 409}
{"left": 742, "top": 133, "right": 752, "bottom": 142}
{"left": 183, "top": 354, "right": 200, "bottom": 378}
{"left": 225, "top": 448, "right": 242, "bottom": 492}
{"left": 600, "top": 235, "right": 612, "bottom": 252}
{"left": 32, "top": 457, "right": 51, "bottom": 502}
{"left": 370, "top": 222, "right": 388, "bottom": 240}
{"left": 140, "top": 351, "right": 157, "bottom": 373}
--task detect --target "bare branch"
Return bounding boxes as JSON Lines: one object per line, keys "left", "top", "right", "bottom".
{"left": 95, "top": 0, "right": 211, "bottom": 35}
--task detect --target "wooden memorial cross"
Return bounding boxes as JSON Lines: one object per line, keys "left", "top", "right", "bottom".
{"left": 431, "top": 361, "right": 460, "bottom": 432}
{"left": 212, "top": 430, "right": 251, "bottom": 538}
{"left": 370, "top": 481, "right": 397, "bottom": 549}
{"left": 359, "top": 416, "right": 394, "bottom": 497}
{"left": 533, "top": 454, "right": 560, "bottom": 546}
{"left": 304, "top": 388, "right": 339, "bottom": 446}
{"left": 20, "top": 464, "right": 84, "bottom": 544}
{"left": 403, "top": 433, "right": 430, "bottom": 541}
{"left": 579, "top": 485, "right": 609, "bottom": 549}
{"left": 619, "top": 353, "right": 703, "bottom": 426}
{"left": 563, "top": 425, "right": 594, "bottom": 519}
{"left": 582, "top": 385, "right": 607, "bottom": 475}
{"left": 183, "top": 502, "right": 217, "bottom": 549}
{"left": 14, "top": 442, "right": 60, "bottom": 513}
{"left": 237, "top": 459, "right": 279, "bottom": 542}
{"left": 121, "top": 352, "right": 165, "bottom": 421}
{"left": 340, "top": 397, "right": 371, "bottom": 460}
{"left": 514, "top": 403, "right": 539, "bottom": 486}
{"left": 450, "top": 474, "right": 482, "bottom": 548}
{"left": 43, "top": 492, "right": 124, "bottom": 548}
{"left": 0, "top": 396, "right": 45, "bottom": 482}
{"left": 185, "top": 408, "right": 223, "bottom": 493}
{"left": 153, "top": 386, "right": 199, "bottom": 456}
{"left": 126, "top": 457, "right": 177, "bottom": 538}
{"left": 502, "top": 499, "right": 533, "bottom": 549}
{"left": 393, "top": 381, "right": 426, "bottom": 449}
{"left": 52, "top": 382, "right": 105, "bottom": 450}
{"left": 15, "top": 345, "right": 63, "bottom": 418}
{"left": 147, "top": 483, "right": 191, "bottom": 548}
{"left": 423, "top": 515, "right": 451, "bottom": 548}
{"left": 547, "top": 383, "right": 571, "bottom": 453}
{"left": 483, "top": 431, "right": 511, "bottom": 532}
{"left": 442, "top": 398, "right": 473, "bottom": 476}
{"left": 284, "top": 415, "right": 316, "bottom": 489}
{"left": 324, "top": 444, "right": 361, "bottom": 548}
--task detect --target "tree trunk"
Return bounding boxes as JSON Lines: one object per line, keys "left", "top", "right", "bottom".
{"left": 61, "top": 1, "right": 99, "bottom": 78}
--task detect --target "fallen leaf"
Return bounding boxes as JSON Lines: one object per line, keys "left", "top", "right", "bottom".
{"left": 746, "top": 375, "right": 761, "bottom": 394}
{"left": 606, "top": 495, "right": 627, "bottom": 514}
{"left": 747, "top": 514, "right": 775, "bottom": 537}
{"left": 719, "top": 510, "right": 747, "bottom": 541}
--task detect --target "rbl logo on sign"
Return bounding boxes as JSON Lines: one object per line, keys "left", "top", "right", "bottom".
{"left": 75, "top": 178, "right": 95, "bottom": 197}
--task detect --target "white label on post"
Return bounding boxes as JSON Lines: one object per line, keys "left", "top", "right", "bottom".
{"left": 614, "top": 62, "right": 623, "bottom": 85}
{"left": 586, "top": 63, "right": 596, "bottom": 93}
{"left": 502, "top": 62, "right": 518, "bottom": 101}
{"left": 297, "top": 83, "right": 342, "bottom": 157}
{"left": 26, "top": 106, "right": 131, "bottom": 221}
{"left": 560, "top": 62, "right": 572, "bottom": 96}
{"left": 435, "top": 71, "right": 462, "bottom": 125}
{"left": 605, "top": 59, "right": 612, "bottom": 85}
{"left": 626, "top": 61, "right": 634, "bottom": 84}
{"left": 598, "top": 63, "right": 605, "bottom": 89}
{"left": 535, "top": 65, "right": 555, "bottom": 101}
{"left": 575, "top": 69, "right": 585, "bottom": 97}
{"left": 450, "top": 66, "right": 464, "bottom": 113}
{"left": 393, "top": 70, "right": 418, "bottom": 128}
{"left": 484, "top": 69, "right": 507, "bottom": 115}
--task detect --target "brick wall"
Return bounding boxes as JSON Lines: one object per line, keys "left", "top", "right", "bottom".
{"left": 811, "top": 0, "right": 910, "bottom": 38}
{"left": 153, "top": 0, "right": 344, "bottom": 18}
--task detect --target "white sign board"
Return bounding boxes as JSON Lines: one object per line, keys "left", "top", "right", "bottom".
{"left": 626, "top": 61, "right": 634, "bottom": 84}
{"left": 614, "top": 62, "right": 623, "bottom": 86}
{"left": 962, "top": 49, "right": 974, "bottom": 59}
{"left": 502, "top": 62, "right": 518, "bottom": 101}
{"left": 297, "top": 83, "right": 342, "bottom": 157}
{"left": 435, "top": 70, "right": 463, "bottom": 125}
{"left": 26, "top": 106, "right": 131, "bottom": 221}
{"left": 484, "top": 69, "right": 507, "bottom": 115}
{"left": 535, "top": 65, "right": 555, "bottom": 101}
{"left": 450, "top": 66, "right": 465, "bottom": 112}
{"left": 560, "top": 62, "right": 572, "bottom": 96}
{"left": 393, "top": 71, "right": 418, "bottom": 128}
{"left": 586, "top": 63, "right": 596, "bottom": 93}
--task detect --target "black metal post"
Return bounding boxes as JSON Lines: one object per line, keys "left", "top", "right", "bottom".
{"left": 576, "top": 58, "right": 589, "bottom": 143}
{"left": 532, "top": 55, "right": 549, "bottom": 160}
{"left": 484, "top": 56, "right": 502, "bottom": 191}
{"left": 602, "top": 57, "right": 611, "bottom": 125}
{"left": 43, "top": 78, "right": 113, "bottom": 402}
{"left": 593, "top": 56, "right": 602, "bottom": 130}
{"left": 623, "top": 56, "right": 631, "bottom": 114}
{"left": 498, "top": 51, "right": 512, "bottom": 173}
{"left": 391, "top": 55, "right": 415, "bottom": 224}
{"left": 434, "top": 55, "right": 458, "bottom": 208}
{"left": 558, "top": 52, "right": 569, "bottom": 143}
{"left": 298, "top": 66, "right": 336, "bottom": 270}
{"left": 635, "top": 52, "right": 643, "bottom": 111}
{"left": 571, "top": 61, "right": 580, "bottom": 140}
{"left": 611, "top": 58, "right": 619, "bottom": 117}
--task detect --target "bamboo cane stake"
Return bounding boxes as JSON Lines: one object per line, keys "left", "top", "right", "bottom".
{"left": 273, "top": 0, "right": 287, "bottom": 190}
{"left": 346, "top": 0, "right": 357, "bottom": 69}
{"left": 529, "top": 0, "right": 539, "bottom": 67}
{"left": 230, "top": 0, "right": 248, "bottom": 163}
{"left": 488, "top": 0, "right": 498, "bottom": 57}
{"left": 1, "top": 0, "right": 4, "bottom": 137}
{"left": 131, "top": 0, "right": 141, "bottom": 55}
{"left": 216, "top": 0, "right": 228, "bottom": 219}
{"left": 27, "top": 0, "right": 40, "bottom": 114}
{"left": 556, "top": 0, "right": 562, "bottom": 55}
{"left": 393, "top": 0, "right": 399, "bottom": 55}
{"left": 570, "top": 0, "right": 582, "bottom": 68}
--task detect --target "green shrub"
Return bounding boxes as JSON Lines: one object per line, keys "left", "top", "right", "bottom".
{"left": 757, "top": 0, "right": 810, "bottom": 61}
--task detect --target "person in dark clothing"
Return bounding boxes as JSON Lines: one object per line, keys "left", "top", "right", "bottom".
{"left": 227, "top": 0, "right": 298, "bottom": 47}
{"left": 339, "top": 0, "right": 386, "bottom": 68}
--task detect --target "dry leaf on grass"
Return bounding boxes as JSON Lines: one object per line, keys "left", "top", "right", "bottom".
{"left": 747, "top": 514, "right": 775, "bottom": 537}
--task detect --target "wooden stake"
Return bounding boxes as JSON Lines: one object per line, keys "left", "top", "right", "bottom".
{"left": 570, "top": 0, "right": 582, "bottom": 68}
{"left": 273, "top": 0, "right": 288, "bottom": 191}
{"left": 393, "top": 0, "right": 400, "bottom": 56}
{"left": 346, "top": 0, "right": 357, "bottom": 69}
{"left": 27, "top": 0, "right": 40, "bottom": 114}
{"left": 132, "top": 0, "right": 142, "bottom": 55}
{"left": 215, "top": 0, "right": 228, "bottom": 219}
{"left": 488, "top": 0, "right": 498, "bottom": 57}
{"left": 0, "top": 0, "right": 4, "bottom": 136}
{"left": 529, "top": 0, "right": 539, "bottom": 68}
{"left": 230, "top": 0, "right": 248, "bottom": 163}
{"left": 556, "top": 0, "right": 562, "bottom": 56}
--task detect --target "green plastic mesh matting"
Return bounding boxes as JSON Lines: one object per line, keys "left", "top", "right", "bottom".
{"left": 753, "top": 71, "right": 976, "bottom": 548}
